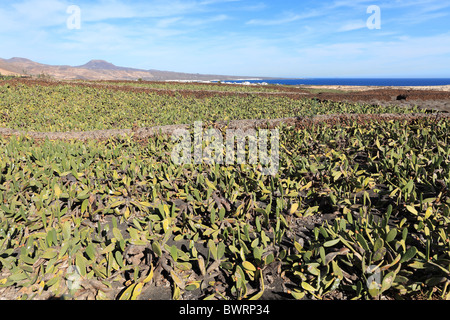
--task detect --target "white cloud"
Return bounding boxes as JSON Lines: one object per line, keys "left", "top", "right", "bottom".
{"left": 156, "top": 17, "right": 184, "bottom": 28}
{"left": 199, "top": 0, "right": 240, "bottom": 4}
{"left": 80, "top": 0, "right": 236, "bottom": 22}
{"left": 11, "top": 0, "right": 68, "bottom": 20}
{"left": 246, "top": 15, "right": 300, "bottom": 26}
{"left": 240, "top": 2, "right": 267, "bottom": 12}
{"left": 293, "top": 32, "right": 450, "bottom": 76}
{"left": 329, "top": 0, "right": 374, "bottom": 9}
{"left": 246, "top": 11, "right": 321, "bottom": 26}
{"left": 338, "top": 20, "right": 367, "bottom": 32}
{"left": 181, "top": 14, "right": 229, "bottom": 26}
{"left": 0, "top": 0, "right": 69, "bottom": 30}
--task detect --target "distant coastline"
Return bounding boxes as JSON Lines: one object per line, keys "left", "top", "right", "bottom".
{"left": 219, "top": 78, "right": 450, "bottom": 87}
{"left": 165, "top": 78, "right": 265, "bottom": 83}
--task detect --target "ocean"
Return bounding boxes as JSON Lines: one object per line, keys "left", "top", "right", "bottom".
{"left": 222, "top": 78, "right": 450, "bottom": 86}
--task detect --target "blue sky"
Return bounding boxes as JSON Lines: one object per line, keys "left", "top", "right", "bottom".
{"left": 1, "top": 0, "right": 449, "bottom": 77}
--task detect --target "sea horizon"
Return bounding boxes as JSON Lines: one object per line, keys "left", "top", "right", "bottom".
{"left": 221, "top": 78, "right": 450, "bottom": 87}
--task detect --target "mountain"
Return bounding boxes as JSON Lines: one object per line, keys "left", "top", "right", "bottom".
{"left": 0, "top": 57, "right": 41, "bottom": 75}
{"left": 0, "top": 57, "right": 260, "bottom": 81}
{"left": 77, "top": 60, "right": 129, "bottom": 71}
{"left": 0, "top": 67, "right": 21, "bottom": 76}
